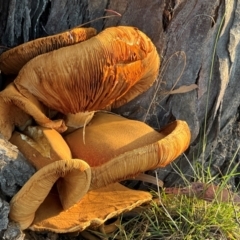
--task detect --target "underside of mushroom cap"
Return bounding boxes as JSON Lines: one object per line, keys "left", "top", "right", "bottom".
{"left": 0, "top": 82, "right": 67, "bottom": 137}
{"left": 14, "top": 26, "right": 160, "bottom": 115}
{"left": 29, "top": 183, "right": 152, "bottom": 233}
{"left": 100, "top": 27, "right": 160, "bottom": 109}
{"left": 9, "top": 159, "right": 91, "bottom": 230}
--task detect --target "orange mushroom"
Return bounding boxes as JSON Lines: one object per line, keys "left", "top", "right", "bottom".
{"left": 0, "top": 83, "right": 67, "bottom": 140}
{"left": 30, "top": 182, "right": 152, "bottom": 233}
{"left": 64, "top": 112, "right": 165, "bottom": 167}
{"left": 0, "top": 27, "right": 97, "bottom": 75}
{"left": 9, "top": 113, "right": 190, "bottom": 232}
{"left": 14, "top": 26, "right": 160, "bottom": 113}
{"left": 64, "top": 112, "right": 191, "bottom": 189}
{"left": 9, "top": 158, "right": 151, "bottom": 232}
{"left": 0, "top": 26, "right": 160, "bottom": 139}
{"left": 8, "top": 118, "right": 156, "bottom": 232}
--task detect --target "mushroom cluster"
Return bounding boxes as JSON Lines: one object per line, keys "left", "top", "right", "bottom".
{"left": 0, "top": 26, "right": 191, "bottom": 234}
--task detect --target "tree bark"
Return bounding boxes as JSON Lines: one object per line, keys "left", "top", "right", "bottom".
{"left": 0, "top": 0, "right": 240, "bottom": 238}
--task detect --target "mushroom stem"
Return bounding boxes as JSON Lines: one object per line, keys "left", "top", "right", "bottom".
{"left": 90, "top": 121, "right": 190, "bottom": 190}
{"left": 130, "top": 173, "right": 164, "bottom": 187}
{"left": 65, "top": 111, "right": 95, "bottom": 129}
{"left": 9, "top": 159, "right": 91, "bottom": 230}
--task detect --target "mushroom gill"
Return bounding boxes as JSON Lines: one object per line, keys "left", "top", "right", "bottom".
{"left": 29, "top": 182, "right": 152, "bottom": 233}
{"left": 14, "top": 26, "right": 160, "bottom": 114}
{"left": 0, "top": 26, "right": 159, "bottom": 139}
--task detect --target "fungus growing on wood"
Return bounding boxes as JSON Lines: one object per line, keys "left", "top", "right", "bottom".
{"left": 64, "top": 112, "right": 190, "bottom": 189}
{"left": 14, "top": 26, "right": 160, "bottom": 113}
{"left": 9, "top": 159, "right": 91, "bottom": 230}
{"left": 10, "top": 164, "right": 151, "bottom": 232}
{"left": 0, "top": 26, "right": 160, "bottom": 139}
{"left": 9, "top": 113, "right": 190, "bottom": 232}
{"left": 10, "top": 126, "right": 72, "bottom": 169}
{"left": 0, "top": 27, "right": 97, "bottom": 75}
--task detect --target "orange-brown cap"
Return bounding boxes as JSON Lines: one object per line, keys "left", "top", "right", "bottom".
{"left": 64, "top": 113, "right": 191, "bottom": 189}
{"left": 0, "top": 27, "right": 97, "bottom": 75}
{"left": 14, "top": 26, "right": 160, "bottom": 114}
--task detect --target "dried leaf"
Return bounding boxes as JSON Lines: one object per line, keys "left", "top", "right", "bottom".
{"left": 169, "top": 84, "right": 198, "bottom": 95}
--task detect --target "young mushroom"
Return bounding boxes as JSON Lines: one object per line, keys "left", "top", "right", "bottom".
{"left": 0, "top": 26, "right": 160, "bottom": 139}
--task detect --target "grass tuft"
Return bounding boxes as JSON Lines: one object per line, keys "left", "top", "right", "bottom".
{"left": 84, "top": 154, "right": 240, "bottom": 240}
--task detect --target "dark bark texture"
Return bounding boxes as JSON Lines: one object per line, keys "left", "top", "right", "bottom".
{"left": 0, "top": 0, "right": 240, "bottom": 238}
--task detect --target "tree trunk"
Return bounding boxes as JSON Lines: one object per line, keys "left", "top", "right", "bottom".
{"left": 0, "top": 0, "right": 239, "bottom": 238}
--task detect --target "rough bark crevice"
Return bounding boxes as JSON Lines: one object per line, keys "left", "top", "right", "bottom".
{"left": 162, "top": 0, "right": 175, "bottom": 31}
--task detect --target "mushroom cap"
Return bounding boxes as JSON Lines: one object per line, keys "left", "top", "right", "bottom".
{"left": 64, "top": 112, "right": 165, "bottom": 166}
{"left": 10, "top": 126, "right": 72, "bottom": 170}
{"left": 64, "top": 112, "right": 191, "bottom": 189}
{"left": 29, "top": 183, "right": 152, "bottom": 233}
{"left": 9, "top": 159, "right": 91, "bottom": 230}
{"left": 14, "top": 26, "right": 160, "bottom": 114}
{"left": 0, "top": 27, "right": 97, "bottom": 75}
{"left": 90, "top": 119, "right": 190, "bottom": 189}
